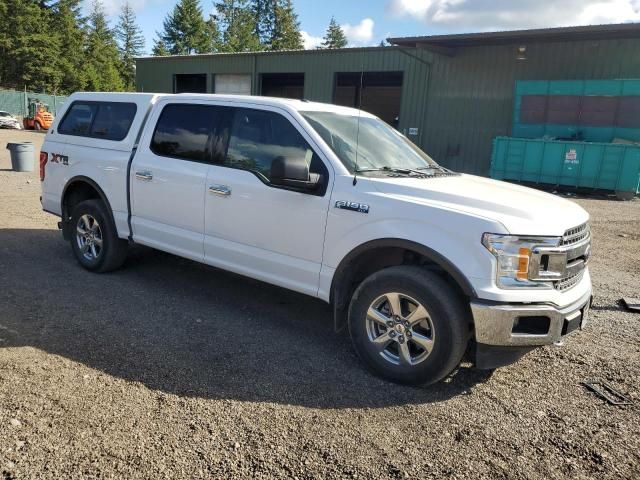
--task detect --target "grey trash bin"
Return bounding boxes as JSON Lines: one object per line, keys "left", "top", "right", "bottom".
{"left": 6, "top": 142, "right": 35, "bottom": 172}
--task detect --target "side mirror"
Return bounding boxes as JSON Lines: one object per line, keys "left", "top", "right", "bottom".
{"left": 270, "top": 155, "right": 321, "bottom": 191}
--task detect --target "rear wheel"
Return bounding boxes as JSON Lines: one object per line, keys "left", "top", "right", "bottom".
{"left": 70, "top": 199, "right": 128, "bottom": 272}
{"left": 348, "top": 266, "right": 469, "bottom": 385}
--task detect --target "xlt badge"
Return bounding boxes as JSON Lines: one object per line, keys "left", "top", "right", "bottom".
{"left": 335, "top": 201, "right": 369, "bottom": 214}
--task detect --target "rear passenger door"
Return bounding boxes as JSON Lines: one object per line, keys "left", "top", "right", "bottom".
{"left": 203, "top": 105, "right": 333, "bottom": 297}
{"left": 131, "top": 102, "right": 224, "bottom": 262}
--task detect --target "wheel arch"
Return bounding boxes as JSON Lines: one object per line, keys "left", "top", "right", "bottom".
{"left": 61, "top": 176, "right": 115, "bottom": 239}
{"left": 330, "top": 238, "right": 477, "bottom": 331}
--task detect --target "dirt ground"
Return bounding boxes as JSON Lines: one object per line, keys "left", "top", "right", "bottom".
{"left": 0, "top": 129, "right": 638, "bottom": 479}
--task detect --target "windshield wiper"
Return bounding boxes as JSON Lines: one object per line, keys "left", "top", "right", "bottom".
{"left": 417, "top": 165, "right": 454, "bottom": 174}
{"left": 355, "top": 166, "right": 434, "bottom": 177}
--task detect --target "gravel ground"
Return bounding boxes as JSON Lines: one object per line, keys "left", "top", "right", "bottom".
{"left": 0, "top": 129, "right": 639, "bottom": 479}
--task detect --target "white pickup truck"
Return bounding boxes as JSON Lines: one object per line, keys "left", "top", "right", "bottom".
{"left": 40, "top": 92, "right": 592, "bottom": 385}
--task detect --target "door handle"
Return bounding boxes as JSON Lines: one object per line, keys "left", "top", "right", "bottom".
{"left": 135, "top": 170, "right": 153, "bottom": 181}
{"left": 209, "top": 184, "right": 232, "bottom": 196}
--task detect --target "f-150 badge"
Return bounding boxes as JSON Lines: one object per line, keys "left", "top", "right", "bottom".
{"left": 335, "top": 201, "right": 369, "bottom": 214}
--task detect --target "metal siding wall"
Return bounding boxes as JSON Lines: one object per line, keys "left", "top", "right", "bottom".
{"left": 135, "top": 48, "right": 432, "bottom": 141}
{"left": 424, "top": 38, "right": 640, "bottom": 175}
{"left": 135, "top": 37, "right": 640, "bottom": 176}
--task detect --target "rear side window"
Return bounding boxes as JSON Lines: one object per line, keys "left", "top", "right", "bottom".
{"left": 150, "top": 104, "right": 228, "bottom": 163}
{"left": 58, "top": 101, "right": 137, "bottom": 140}
{"left": 59, "top": 103, "right": 95, "bottom": 136}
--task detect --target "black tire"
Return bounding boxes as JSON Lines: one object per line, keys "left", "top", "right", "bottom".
{"left": 348, "top": 266, "right": 470, "bottom": 386}
{"left": 615, "top": 190, "right": 636, "bottom": 201}
{"left": 69, "top": 199, "right": 128, "bottom": 273}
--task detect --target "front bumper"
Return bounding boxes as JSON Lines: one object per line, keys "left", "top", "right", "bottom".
{"left": 470, "top": 289, "right": 592, "bottom": 347}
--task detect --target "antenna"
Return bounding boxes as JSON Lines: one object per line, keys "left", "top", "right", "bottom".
{"left": 352, "top": 64, "right": 365, "bottom": 186}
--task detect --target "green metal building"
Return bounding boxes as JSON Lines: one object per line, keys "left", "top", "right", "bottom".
{"left": 135, "top": 23, "right": 640, "bottom": 175}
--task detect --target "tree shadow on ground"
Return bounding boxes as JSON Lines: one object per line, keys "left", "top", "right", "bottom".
{"left": 0, "top": 228, "right": 492, "bottom": 409}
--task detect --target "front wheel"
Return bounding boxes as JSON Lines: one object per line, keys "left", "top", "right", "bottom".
{"left": 70, "top": 199, "right": 128, "bottom": 272}
{"left": 348, "top": 266, "right": 470, "bottom": 385}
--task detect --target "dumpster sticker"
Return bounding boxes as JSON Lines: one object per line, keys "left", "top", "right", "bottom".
{"left": 565, "top": 149, "right": 578, "bottom": 164}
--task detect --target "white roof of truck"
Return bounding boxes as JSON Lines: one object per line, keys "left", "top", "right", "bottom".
{"left": 66, "top": 92, "right": 376, "bottom": 118}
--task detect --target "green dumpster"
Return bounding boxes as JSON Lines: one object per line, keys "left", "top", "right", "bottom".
{"left": 490, "top": 79, "right": 640, "bottom": 199}
{"left": 490, "top": 136, "right": 640, "bottom": 200}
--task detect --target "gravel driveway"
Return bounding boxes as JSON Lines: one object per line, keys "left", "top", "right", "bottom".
{"left": 1, "top": 129, "right": 638, "bottom": 479}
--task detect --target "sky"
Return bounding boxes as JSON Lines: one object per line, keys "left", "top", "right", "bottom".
{"left": 91, "top": 0, "right": 640, "bottom": 54}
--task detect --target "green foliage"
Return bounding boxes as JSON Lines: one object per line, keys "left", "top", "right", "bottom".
{"left": 0, "top": 0, "right": 145, "bottom": 93}
{"left": 151, "top": 34, "right": 170, "bottom": 56}
{"left": 161, "top": 0, "right": 211, "bottom": 55}
{"left": 84, "top": 0, "right": 124, "bottom": 91}
{"left": 0, "top": 0, "right": 64, "bottom": 92}
{"left": 116, "top": 1, "right": 145, "bottom": 89}
{"left": 252, "top": 0, "right": 275, "bottom": 44}
{"left": 215, "top": 0, "right": 301, "bottom": 52}
{"left": 52, "top": 0, "right": 89, "bottom": 93}
{"left": 321, "top": 17, "right": 348, "bottom": 49}
{"left": 0, "top": 0, "right": 312, "bottom": 94}
{"left": 215, "top": 0, "right": 261, "bottom": 52}
{"left": 204, "top": 13, "right": 222, "bottom": 53}
{"left": 269, "top": 1, "right": 302, "bottom": 51}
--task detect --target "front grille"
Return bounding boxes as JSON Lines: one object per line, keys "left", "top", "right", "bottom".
{"left": 562, "top": 222, "right": 590, "bottom": 246}
{"left": 550, "top": 223, "right": 591, "bottom": 291}
{"left": 555, "top": 270, "right": 585, "bottom": 291}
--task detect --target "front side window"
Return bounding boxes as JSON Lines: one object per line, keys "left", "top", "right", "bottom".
{"left": 150, "top": 103, "right": 228, "bottom": 163}
{"left": 58, "top": 101, "right": 136, "bottom": 140}
{"left": 301, "top": 111, "right": 439, "bottom": 173}
{"left": 227, "top": 108, "right": 318, "bottom": 182}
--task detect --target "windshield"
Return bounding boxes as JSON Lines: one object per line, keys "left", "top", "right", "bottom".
{"left": 300, "top": 111, "right": 439, "bottom": 173}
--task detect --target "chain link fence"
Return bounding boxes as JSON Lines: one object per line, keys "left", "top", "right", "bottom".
{"left": 0, "top": 86, "right": 68, "bottom": 119}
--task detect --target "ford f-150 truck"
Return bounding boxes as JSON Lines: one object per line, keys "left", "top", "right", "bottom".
{"left": 40, "top": 92, "right": 593, "bottom": 385}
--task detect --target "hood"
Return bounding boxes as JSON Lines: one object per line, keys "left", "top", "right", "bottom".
{"left": 369, "top": 173, "right": 589, "bottom": 236}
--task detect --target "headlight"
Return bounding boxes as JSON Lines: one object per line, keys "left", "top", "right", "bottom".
{"left": 482, "top": 234, "right": 561, "bottom": 289}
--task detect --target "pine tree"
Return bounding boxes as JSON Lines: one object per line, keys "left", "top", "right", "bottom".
{"left": 215, "top": 0, "right": 261, "bottom": 52}
{"left": 151, "top": 34, "right": 170, "bottom": 56}
{"left": 205, "top": 13, "right": 222, "bottom": 53}
{"left": 269, "top": 0, "right": 302, "bottom": 51}
{"left": 161, "top": 0, "right": 210, "bottom": 55}
{"left": 51, "top": 0, "right": 88, "bottom": 93}
{"left": 0, "top": 0, "right": 63, "bottom": 91}
{"left": 116, "top": 1, "right": 145, "bottom": 90}
{"left": 321, "top": 17, "right": 348, "bottom": 49}
{"left": 85, "top": 0, "right": 124, "bottom": 91}
{"left": 251, "top": 0, "right": 275, "bottom": 44}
